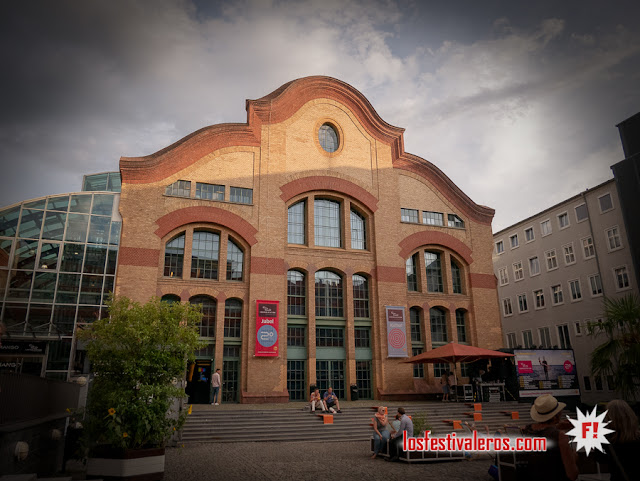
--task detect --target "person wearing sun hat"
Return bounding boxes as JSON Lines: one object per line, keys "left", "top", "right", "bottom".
{"left": 520, "top": 394, "right": 578, "bottom": 481}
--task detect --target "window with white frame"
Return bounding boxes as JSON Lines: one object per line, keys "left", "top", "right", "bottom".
{"left": 552, "top": 284, "right": 564, "bottom": 305}
{"left": 614, "top": 266, "right": 630, "bottom": 290}
{"left": 563, "top": 243, "right": 576, "bottom": 265}
{"left": 525, "top": 227, "right": 535, "bottom": 242}
{"left": 510, "top": 234, "right": 519, "bottom": 249}
{"left": 422, "top": 211, "right": 444, "bottom": 226}
{"left": 598, "top": 193, "right": 613, "bottom": 213}
{"left": 517, "top": 293, "right": 528, "bottom": 313}
{"left": 534, "top": 289, "right": 545, "bottom": 309}
{"left": 495, "top": 240, "right": 504, "bottom": 254}
{"left": 506, "top": 333, "right": 517, "bottom": 349}
{"left": 498, "top": 267, "right": 509, "bottom": 286}
{"left": 558, "top": 212, "right": 569, "bottom": 229}
{"left": 606, "top": 226, "right": 622, "bottom": 251}
{"left": 513, "top": 261, "right": 524, "bottom": 281}
{"left": 540, "top": 219, "right": 552, "bottom": 236}
{"left": 230, "top": 187, "right": 253, "bottom": 204}
{"left": 569, "top": 279, "right": 582, "bottom": 301}
{"left": 401, "top": 208, "right": 419, "bottom": 223}
{"left": 502, "top": 298, "right": 513, "bottom": 316}
{"left": 582, "top": 236, "right": 595, "bottom": 259}
{"left": 165, "top": 180, "right": 191, "bottom": 197}
{"left": 588, "top": 273, "right": 603, "bottom": 296}
{"left": 539, "top": 327, "right": 552, "bottom": 348}
{"left": 529, "top": 256, "right": 540, "bottom": 276}
{"left": 574, "top": 321, "right": 583, "bottom": 336}
{"left": 522, "top": 330, "right": 534, "bottom": 349}
{"left": 558, "top": 324, "right": 571, "bottom": 349}
{"left": 575, "top": 203, "right": 588, "bottom": 222}
{"left": 545, "top": 249, "right": 558, "bottom": 271}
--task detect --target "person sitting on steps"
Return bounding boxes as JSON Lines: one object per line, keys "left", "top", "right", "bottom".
{"left": 323, "top": 386, "right": 342, "bottom": 413}
{"left": 309, "top": 388, "right": 327, "bottom": 414}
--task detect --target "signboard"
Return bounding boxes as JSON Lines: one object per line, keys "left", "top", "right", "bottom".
{"left": 255, "top": 300, "right": 279, "bottom": 357}
{"left": 385, "top": 306, "right": 408, "bottom": 357}
{"left": 514, "top": 349, "right": 580, "bottom": 398}
{"left": 0, "top": 341, "right": 46, "bottom": 356}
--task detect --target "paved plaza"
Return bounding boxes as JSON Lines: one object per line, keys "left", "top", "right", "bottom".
{"left": 164, "top": 440, "right": 495, "bottom": 481}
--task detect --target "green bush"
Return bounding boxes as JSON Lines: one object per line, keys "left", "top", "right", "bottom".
{"left": 411, "top": 411, "right": 432, "bottom": 435}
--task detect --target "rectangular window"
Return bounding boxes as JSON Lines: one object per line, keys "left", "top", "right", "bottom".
{"left": 606, "top": 226, "right": 622, "bottom": 251}
{"left": 433, "top": 362, "right": 448, "bottom": 378}
{"left": 510, "top": 234, "right": 519, "bottom": 249}
{"left": 525, "top": 227, "right": 535, "bottom": 242}
{"left": 569, "top": 279, "right": 582, "bottom": 301}
{"left": 287, "top": 326, "right": 305, "bottom": 346}
{"left": 558, "top": 325, "right": 571, "bottom": 349}
{"left": 534, "top": 289, "right": 545, "bottom": 309}
{"left": 410, "top": 308, "right": 422, "bottom": 342}
{"left": 529, "top": 256, "right": 540, "bottom": 276}
{"left": 540, "top": 219, "right": 552, "bottom": 236}
{"left": 422, "top": 211, "right": 444, "bottom": 226}
{"left": 495, "top": 240, "right": 504, "bottom": 254}
{"left": 506, "top": 333, "right": 517, "bottom": 349}
{"left": 314, "top": 199, "right": 342, "bottom": 248}
{"left": 447, "top": 214, "right": 465, "bottom": 228}
{"left": 574, "top": 321, "right": 582, "bottom": 336}
{"left": 598, "top": 193, "right": 613, "bottom": 213}
{"left": 545, "top": 249, "right": 558, "bottom": 271}
{"left": 588, "top": 273, "right": 603, "bottom": 296}
{"left": 513, "top": 261, "right": 524, "bottom": 281}
{"left": 614, "top": 266, "right": 630, "bottom": 290}
{"left": 315, "top": 327, "right": 344, "bottom": 347}
{"left": 406, "top": 253, "right": 418, "bottom": 292}
{"left": 401, "top": 208, "right": 419, "bottom": 223}
{"left": 583, "top": 376, "right": 592, "bottom": 391}
{"left": 424, "top": 251, "right": 443, "bottom": 293}
{"left": 522, "top": 330, "right": 533, "bottom": 349}
{"left": 456, "top": 310, "right": 467, "bottom": 343}
{"left": 552, "top": 284, "right": 564, "bottom": 305}
{"left": 517, "top": 293, "right": 528, "bottom": 313}
{"left": 563, "top": 243, "right": 576, "bottom": 265}
{"left": 502, "top": 298, "right": 513, "bottom": 316}
{"left": 606, "top": 375, "right": 615, "bottom": 391}
{"left": 356, "top": 360, "right": 373, "bottom": 400}
{"left": 539, "top": 327, "right": 552, "bottom": 349}
{"left": 230, "top": 187, "right": 253, "bottom": 204}
{"left": 412, "top": 348, "right": 424, "bottom": 378}
{"left": 165, "top": 180, "right": 191, "bottom": 197}
{"left": 195, "top": 182, "right": 224, "bottom": 201}
{"left": 498, "top": 267, "right": 509, "bottom": 286}
{"left": 575, "top": 204, "right": 588, "bottom": 222}
{"left": 287, "top": 201, "right": 306, "bottom": 245}
{"left": 287, "top": 360, "right": 306, "bottom": 401}
{"left": 558, "top": 212, "right": 569, "bottom": 229}
{"left": 582, "top": 236, "right": 595, "bottom": 259}
{"left": 354, "top": 327, "right": 371, "bottom": 348}
{"left": 595, "top": 376, "right": 603, "bottom": 391}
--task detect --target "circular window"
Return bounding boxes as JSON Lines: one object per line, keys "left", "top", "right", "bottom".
{"left": 318, "top": 123, "right": 339, "bottom": 153}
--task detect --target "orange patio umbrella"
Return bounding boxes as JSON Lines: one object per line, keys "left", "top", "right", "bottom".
{"left": 404, "top": 342, "right": 513, "bottom": 364}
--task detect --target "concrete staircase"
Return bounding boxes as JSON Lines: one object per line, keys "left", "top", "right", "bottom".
{"left": 180, "top": 401, "right": 533, "bottom": 444}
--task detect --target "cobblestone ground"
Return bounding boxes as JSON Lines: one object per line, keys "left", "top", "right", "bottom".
{"left": 165, "top": 441, "right": 495, "bottom": 481}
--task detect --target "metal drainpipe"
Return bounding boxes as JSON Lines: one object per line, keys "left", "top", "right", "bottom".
{"left": 582, "top": 191, "right": 607, "bottom": 301}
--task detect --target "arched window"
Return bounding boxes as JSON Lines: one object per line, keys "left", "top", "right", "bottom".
{"left": 406, "top": 253, "right": 418, "bottom": 292}
{"left": 318, "top": 123, "right": 339, "bottom": 153}
{"left": 315, "top": 270, "right": 343, "bottom": 317}
{"left": 287, "top": 201, "right": 305, "bottom": 245}
{"left": 350, "top": 209, "right": 366, "bottom": 250}
{"left": 164, "top": 234, "right": 184, "bottom": 277}
{"left": 314, "top": 199, "right": 341, "bottom": 248}
{"left": 191, "top": 231, "right": 220, "bottom": 279}
{"left": 287, "top": 270, "right": 306, "bottom": 316}
{"left": 430, "top": 307, "right": 447, "bottom": 344}
{"left": 161, "top": 294, "right": 181, "bottom": 304}
{"left": 352, "top": 274, "right": 369, "bottom": 318}
{"left": 224, "top": 299, "right": 242, "bottom": 338}
{"left": 424, "top": 251, "right": 443, "bottom": 293}
{"left": 190, "top": 295, "right": 216, "bottom": 338}
{"left": 226, "top": 239, "right": 244, "bottom": 281}
{"left": 456, "top": 309, "right": 468, "bottom": 343}
{"left": 410, "top": 307, "right": 422, "bottom": 342}
{"left": 451, "top": 259, "right": 462, "bottom": 294}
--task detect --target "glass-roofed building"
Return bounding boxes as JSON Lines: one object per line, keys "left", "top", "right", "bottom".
{"left": 0, "top": 172, "right": 121, "bottom": 380}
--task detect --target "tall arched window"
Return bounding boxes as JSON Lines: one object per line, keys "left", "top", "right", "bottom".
{"left": 315, "top": 270, "right": 343, "bottom": 317}
{"left": 288, "top": 201, "right": 306, "bottom": 245}
{"left": 456, "top": 309, "right": 468, "bottom": 343}
{"left": 424, "top": 251, "right": 443, "bottom": 293}
{"left": 164, "top": 234, "right": 184, "bottom": 277}
{"left": 226, "top": 239, "right": 244, "bottom": 281}
{"left": 451, "top": 259, "right": 462, "bottom": 294}
{"left": 350, "top": 209, "right": 366, "bottom": 250}
{"left": 161, "top": 294, "right": 181, "bottom": 304}
{"left": 314, "top": 199, "right": 341, "bottom": 248}
{"left": 190, "top": 295, "right": 216, "bottom": 337}
{"left": 352, "top": 274, "right": 369, "bottom": 318}
{"left": 224, "top": 299, "right": 242, "bottom": 338}
{"left": 410, "top": 307, "right": 422, "bottom": 342}
{"left": 406, "top": 253, "right": 418, "bottom": 291}
{"left": 287, "top": 270, "right": 306, "bottom": 316}
{"left": 191, "top": 231, "right": 220, "bottom": 279}
{"left": 430, "top": 307, "right": 447, "bottom": 344}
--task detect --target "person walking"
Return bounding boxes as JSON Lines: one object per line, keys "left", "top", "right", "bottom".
{"left": 441, "top": 371, "right": 450, "bottom": 402}
{"left": 211, "top": 368, "right": 221, "bottom": 405}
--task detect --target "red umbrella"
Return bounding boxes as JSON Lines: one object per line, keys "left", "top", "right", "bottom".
{"left": 404, "top": 342, "right": 513, "bottom": 364}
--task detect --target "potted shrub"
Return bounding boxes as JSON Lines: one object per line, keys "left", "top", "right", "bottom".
{"left": 79, "top": 296, "right": 203, "bottom": 480}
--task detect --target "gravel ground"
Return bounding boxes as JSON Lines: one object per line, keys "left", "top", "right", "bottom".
{"left": 164, "top": 441, "right": 495, "bottom": 481}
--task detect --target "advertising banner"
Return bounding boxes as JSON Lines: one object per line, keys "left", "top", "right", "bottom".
{"left": 514, "top": 349, "right": 580, "bottom": 397}
{"left": 385, "top": 306, "right": 408, "bottom": 357}
{"left": 255, "top": 300, "right": 279, "bottom": 357}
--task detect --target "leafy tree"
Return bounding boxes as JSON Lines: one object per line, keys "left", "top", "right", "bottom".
{"left": 80, "top": 296, "right": 204, "bottom": 449}
{"left": 588, "top": 294, "right": 640, "bottom": 402}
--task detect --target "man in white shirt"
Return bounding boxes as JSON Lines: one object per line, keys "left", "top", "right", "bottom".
{"left": 211, "top": 368, "right": 221, "bottom": 405}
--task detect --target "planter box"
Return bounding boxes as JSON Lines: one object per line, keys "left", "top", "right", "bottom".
{"left": 87, "top": 447, "right": 165, "bottom": 480}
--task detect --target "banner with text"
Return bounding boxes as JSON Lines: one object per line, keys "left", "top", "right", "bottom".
{"left": 514, "top": 349, "right": 580, "bottom": 398}
{"left": 386, "top": 306, "right": 408, "bottom": 357}
{"left": 255, "top": 300, "right": 279, "bottom": 357}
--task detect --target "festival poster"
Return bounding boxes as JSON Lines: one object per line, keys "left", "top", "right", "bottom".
{"left": 255, "top": 300, "right": 279, "bottom": 357}
{"left": 514, "top": 349, "right": 580, "bottom": 397}
{"left": 386, "top": 306, "right": 408, "bottom": 357}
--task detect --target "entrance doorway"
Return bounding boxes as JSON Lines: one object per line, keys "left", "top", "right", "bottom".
{"left": 316, "top": 360, "right": 345, "bottom": 399}
{"left": 186, "top": 359, "right": 212, "bottom": 404}
{"left": 222, "top": 345, "right": 240, "bottom": 403}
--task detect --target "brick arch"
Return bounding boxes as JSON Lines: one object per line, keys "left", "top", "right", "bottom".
{"left": 398, "top": 231, "right": 473, "bottom": 265}
{"left": 280, "top": 176, "right": 378, "bottom": 213}
{"left": 154, "top": 206, "right": 258, "bottom": 246}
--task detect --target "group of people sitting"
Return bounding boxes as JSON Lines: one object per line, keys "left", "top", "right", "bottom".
{"left": 309, "top": 387, "right": 342, "bottom": 414}
{"left": 371, "top": 406, "right": 414, "bottom": 461}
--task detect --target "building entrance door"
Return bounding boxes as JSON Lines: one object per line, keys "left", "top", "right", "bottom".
{"left": 316, "top": 360, "right": 345, "bottom": 399}
{"left": 222, "top": 345, "right": 240, "bottom": 403}
{"left": 186, "top": 359, "right": 212, "bottom": 404}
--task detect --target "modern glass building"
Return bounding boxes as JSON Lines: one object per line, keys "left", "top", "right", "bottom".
{"left": 0, "top": 173, "right": 121, "bottom": 380}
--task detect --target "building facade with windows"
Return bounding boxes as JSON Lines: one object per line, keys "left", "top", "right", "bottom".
{"left": 111, "top": 76, "right": 502, "bottom": 403}
{"left": 493, "top": 178, "right": 639, "bottom": 403}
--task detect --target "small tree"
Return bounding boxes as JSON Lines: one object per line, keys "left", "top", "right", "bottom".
{"left": 588, "top": 294, "right": 640, "bottom": 402}
{"left": 80, "top": 296, "right": 204, "bottom": 450}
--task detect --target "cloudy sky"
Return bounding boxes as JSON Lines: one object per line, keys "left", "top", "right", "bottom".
{"left": 1, "top": 0, "right": 638, "bottom": 231}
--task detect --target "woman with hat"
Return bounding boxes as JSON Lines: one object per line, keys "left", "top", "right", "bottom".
{"left": 520, "top": 394, "right": 578, "bottom": 481}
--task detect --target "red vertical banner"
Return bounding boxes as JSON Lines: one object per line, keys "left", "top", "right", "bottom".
{"left": 255, "top": 300, "right": 279, "bottom": 357}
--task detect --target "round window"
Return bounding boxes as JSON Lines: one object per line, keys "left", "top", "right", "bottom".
{"left": 318, "top": 123, "right": 339, "bottom": 153}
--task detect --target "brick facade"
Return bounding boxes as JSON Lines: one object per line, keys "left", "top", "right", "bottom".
{"left": 116, "top": 76, "right": 502, "bottom": 403}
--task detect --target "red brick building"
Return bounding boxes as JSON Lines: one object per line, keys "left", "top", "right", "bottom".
{"left": 116, "top": 76, "right": 502, "bottom": 403}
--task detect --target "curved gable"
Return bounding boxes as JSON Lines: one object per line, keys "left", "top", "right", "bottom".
{"left": 399, "top": 231, "right": 473, "bottom": 265}
{"left": 280, "top": 176, "right": 378, "bottom": 212}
